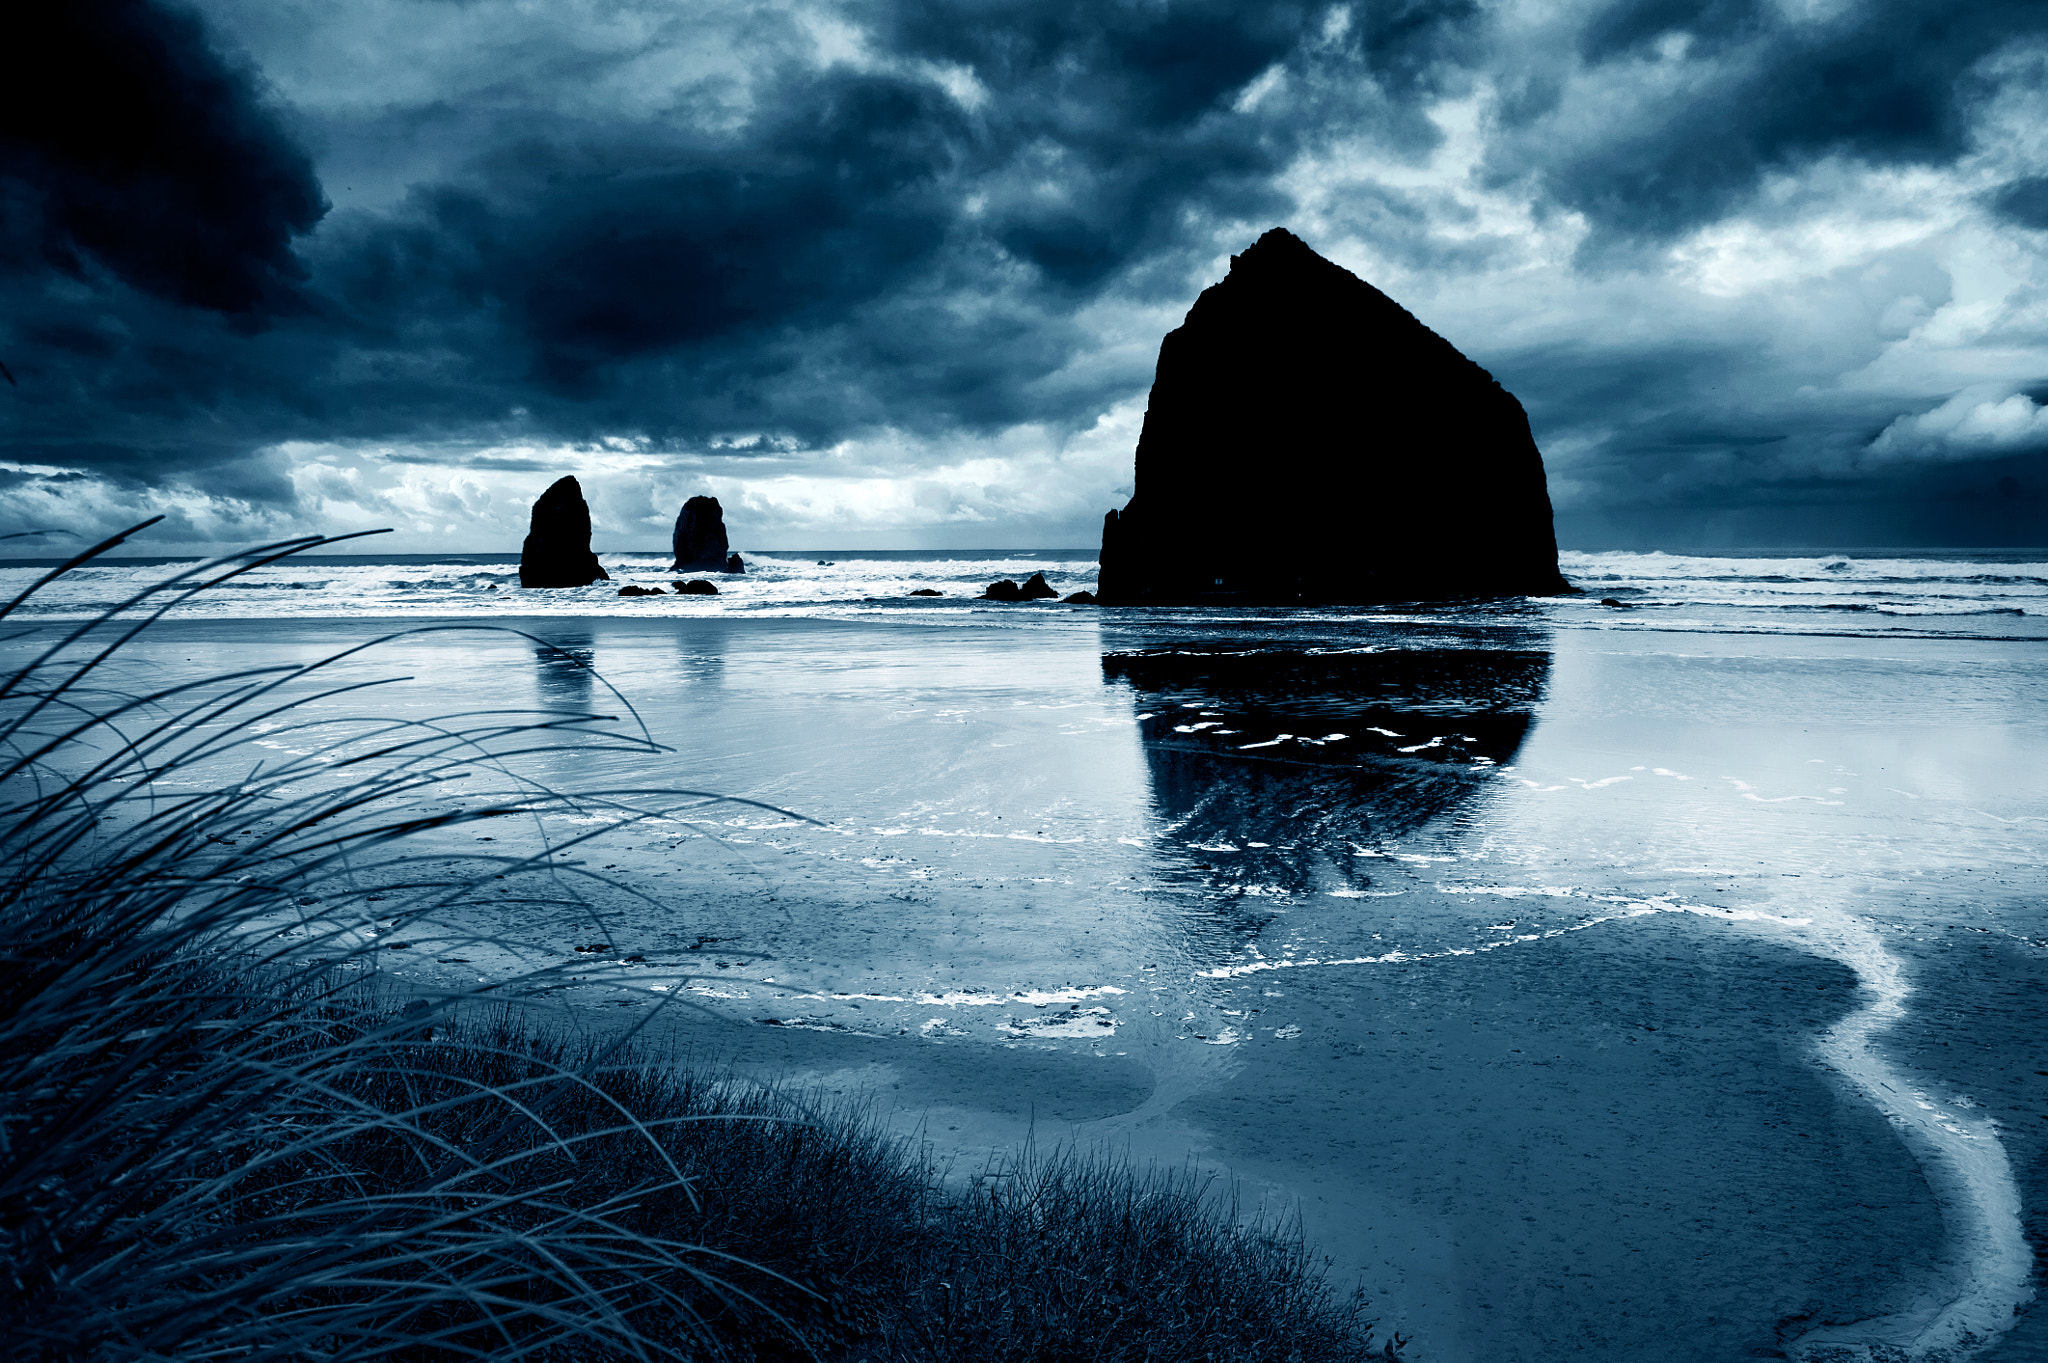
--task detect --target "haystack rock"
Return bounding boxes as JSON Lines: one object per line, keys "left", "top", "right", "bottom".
{"left": 519, "top": 476, "right": 609, "bottom": 588}
{"left": 1096, "top": 228, "right": 1571, "bottom": 604}
{"left": 672, "top": 496, "right": 742, "bottom": 572}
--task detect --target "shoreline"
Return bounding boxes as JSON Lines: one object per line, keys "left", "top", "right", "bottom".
{"left": 12, "top": 608, "right": 2046, "bottom": 1361}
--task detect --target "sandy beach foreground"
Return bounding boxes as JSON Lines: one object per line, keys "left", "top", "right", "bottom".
{"left": 38, "top": 609, "right": 2048, "bottom": 1363}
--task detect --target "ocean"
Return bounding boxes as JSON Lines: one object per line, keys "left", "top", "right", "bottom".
{"left": 9, "top": 544, "right": 2045, "bottom": 1362}
{"left": 3, "top": 546, "right": 2044, "bottom": 638}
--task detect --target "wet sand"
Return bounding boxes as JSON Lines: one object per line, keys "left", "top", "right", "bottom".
{"left": 42, "top": 611, "right": 2048, "bottom": 1362}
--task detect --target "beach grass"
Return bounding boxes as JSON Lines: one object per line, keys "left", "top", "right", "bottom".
{"left": 0, "top": 524, "right": 1391, "bottom": 1361}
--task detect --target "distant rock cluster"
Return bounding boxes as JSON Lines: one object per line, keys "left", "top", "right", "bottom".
{"left": 978, "top": 572, "right": 1095, "bottom": 604}
{"left": 1095, "top": 228, "right": 1571, "bottom": 605}
{"left": 982, "top": 572, "right": 1060, "bottom": 602}
{"left": 618, "top": 581, "right": 719, "bottom": 597}
{"left": 518, "top": 483, "right": 746, "bottom": 591}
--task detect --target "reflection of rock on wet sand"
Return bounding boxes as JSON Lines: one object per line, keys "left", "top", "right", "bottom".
{"left": 532, "top": 634, "right": 597, "bottom": 707}
{"left": 1102, "top": 645, "right": 1550, "bottom": 899}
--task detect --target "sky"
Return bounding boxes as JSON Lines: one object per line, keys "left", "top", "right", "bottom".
{"left": 2, "top": 0, "right": 2047, "bottom": 555}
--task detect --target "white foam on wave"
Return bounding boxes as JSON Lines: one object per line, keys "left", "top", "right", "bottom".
{"left": 1005, "top": 1005, "right": 1119, "bottom": 1038}
{"left": 794, "top": 984, "right": 1129, "bottom": 1007}
{"left": 1551, "top": 550, "right": 2048, "bottom": 638}
{"left": 1198, "top": 890, "right": 1810, "bottom": 978}
{"left": 1444, "top": 884, "right": 1587, "bottom": 898}
{"left": 1725, "top": 778, "right": 1846, "bottom": 806}
{"left": 0, "top": 551, "right": 1109, "bottom": 622}
{"left": 8, "top": 548, "right": 2043, "bottom": 644}
{"left": 1005, "top": 985, "right": 1128, "bottom": 1006}
{"left": 1196, "top": 880, "right": 1810, "bottom": 978}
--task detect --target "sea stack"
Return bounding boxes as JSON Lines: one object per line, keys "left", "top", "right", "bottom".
{"left": 518, "top": 476, "right": 609, "bottom": 588}
{"left": 1096, "top": 228, "right": 1571, "bottom": 604}
{"left": 671, "top": 496, "right": 741, "bottom": 573}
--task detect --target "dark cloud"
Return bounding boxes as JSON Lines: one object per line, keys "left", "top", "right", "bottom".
{"left": 1496, "top": 0, "right": 2048, "bottom": 246}
{"left": 1578, "top": 0, "right": 1765, "bottom": 64}
{"left": 2, "top": 0, "right": 2045, "bottom": 550}
{"left": 315, "top": 0, "right": 1376, "bottom": 434}
{"left": 374, "top": 71, "right": 974, "bottom": 395}
{"left": 1496, "top": 321, "right": 2048, "bottom": 550}
{"left": 376, "top": 452, "right": 574, "bottom": 473}
{"left": 0, "top": 0, "right": 325, "bottom": 312}
{"left": 1555, "top": 447, "right": 2048, "bottom": 550}
{"left": 909, "top": 0, "right": 1484, "bottom": 289}
{"left": 880, "top": 0, "right": 1304, "bottom": 287}
{"left": 1992, "top": 176, "right": 2048, "bottom": 232}
{"left": 3, "top": 0, "right": 1495, "bottom": 477}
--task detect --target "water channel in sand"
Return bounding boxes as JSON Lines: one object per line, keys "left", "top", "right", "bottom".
{"left": 34, "top": 609, "right": 2048, "bottom": 1363}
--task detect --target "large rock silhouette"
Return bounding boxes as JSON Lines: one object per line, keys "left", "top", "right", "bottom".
{"left": 1097, "top": 228, "right": 1571, "bottom": 604}
{"left": 671, "top": 495, "right": 739, "bottom": 572}
{"left": 518, "top": 476, "right": 609, "bottom": 588}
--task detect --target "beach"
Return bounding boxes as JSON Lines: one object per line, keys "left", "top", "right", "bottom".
{"left": 16, "top": 554, "right": 2047, "bottom": 1362}
{"left": 15, "top": 2, "right": 2048, "bottom": 1354}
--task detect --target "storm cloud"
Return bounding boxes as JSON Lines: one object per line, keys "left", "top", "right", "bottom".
{"left": 0, "top": 0, "right": 2045, "bottom": 550}
{"left": 0, "top": 0, "right": 325, "bottom": 312}
{"left": 1492, "top": 0, "right": 2048, "bottom": 249}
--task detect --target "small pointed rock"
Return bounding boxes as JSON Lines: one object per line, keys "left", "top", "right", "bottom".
{"left": 519, "top": 476, "right": 608, "bottom": 588}
{"left": 672, "top": 496, "right": 732, "bottom": 572}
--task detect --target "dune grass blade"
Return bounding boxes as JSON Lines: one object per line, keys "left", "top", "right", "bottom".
{"left": 0, "top": 534, "right": 802, "bottom": 1361}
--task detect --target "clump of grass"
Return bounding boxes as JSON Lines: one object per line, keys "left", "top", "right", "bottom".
{"left": 250, "top": 1009, "right": 1386, "bottom": 1363}
{"left": 876, "top": 1144, "right": 1390, "bottom": 1362}
{"left": 0, "top": 524, "right": 1393, "bottom": 1361}
{"left": 0, "top": 523, "right": 753, "bottom": 1360}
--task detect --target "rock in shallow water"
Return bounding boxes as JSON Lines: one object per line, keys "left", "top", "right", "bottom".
{"left": 671, "top": 496, "right": 732, "bottom": 572}
{"left": 1096, "top": 227, "right": 1572, "bottom": 605}
{"left": 519, "top": 476, "right": 609, "bottom": 588}
{"left": 981, "top": 573, "right": 1060, "bottom": 602}
{"left": 673, "top": 579, "right": 719, "bottom": 595}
